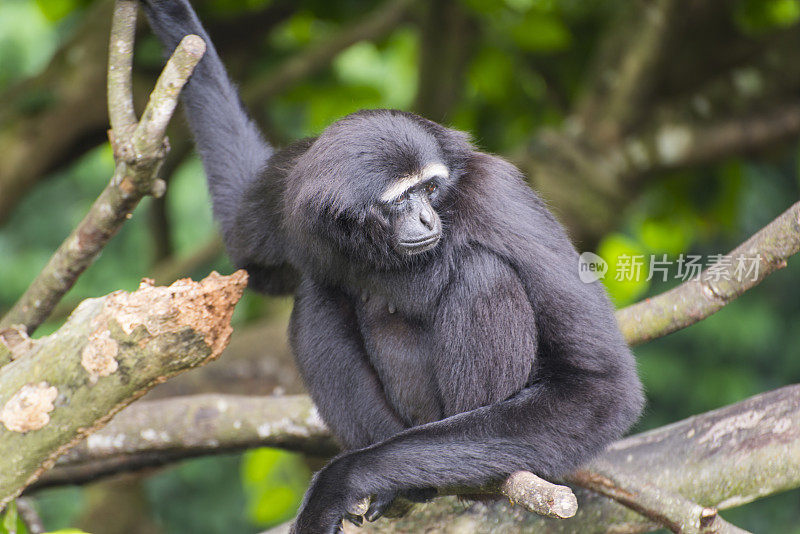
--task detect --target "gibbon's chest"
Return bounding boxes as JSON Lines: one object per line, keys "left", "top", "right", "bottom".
{"left": 354, "top": 292, "right": 445, "bottom": 427}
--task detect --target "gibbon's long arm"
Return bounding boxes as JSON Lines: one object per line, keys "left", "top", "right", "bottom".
{"left": 142, "top": 0, "right": 302, "bottom": 293}
{"left": 141, "top": 1, "right": 280, "bottom": 261}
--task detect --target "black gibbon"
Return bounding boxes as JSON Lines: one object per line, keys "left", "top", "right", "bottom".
{"left": 141, "top": 1, "right": 644, "bottom": 532}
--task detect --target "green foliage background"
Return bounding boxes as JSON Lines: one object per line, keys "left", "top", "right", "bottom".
{"left": 1, "top": 0, "right": 800, "bottom": 532}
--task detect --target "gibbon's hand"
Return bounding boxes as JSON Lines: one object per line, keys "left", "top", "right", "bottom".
{"left": 291, "top": 455, "right": 369, "bottom": 534}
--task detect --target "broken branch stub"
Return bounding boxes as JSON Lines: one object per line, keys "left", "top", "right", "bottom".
{"left": 0, "top": 271, "right": 247, "bottom": 509}
{"left": 501, "top": 471, "right": 578, "bottom": 519}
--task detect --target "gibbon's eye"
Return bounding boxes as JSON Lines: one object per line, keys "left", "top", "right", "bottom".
{"left": 395, "top": 191, "right": 409, "bottom": 204}
{"left": 425, "top": 182, "right": 438, "bottom": 195}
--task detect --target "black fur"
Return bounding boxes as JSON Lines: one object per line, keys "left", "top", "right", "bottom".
{"left": 142, "top": 2, "right": 644, "bottom": 532}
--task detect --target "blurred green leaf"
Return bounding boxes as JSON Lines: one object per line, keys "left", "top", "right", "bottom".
{"left": 333, "top": 28, "right": 418, "bottom": 108}
{"left": 0, "top": 501, "right": 27, "bottom": 534}
{"left": 735, "top": 0, "right": 800, "bottom": 32}
{"left": 242, "top": 448, "right": 310, "bottom": 528}
{"left": 207, "top": 0, "right": 274, "bottom": 16}
{"left": 146, "top": 455, "right": 255, "bottom": 533}
{"left": 509, "top": 11, "right": 572, "bottom": 52}
{"left": 34, "top": 0, "right": 90, "bottom": 21}
{"left": 166, "top": 157, "right": 216, "bottom": 256}
{"left": 711, "top": 161, "right": 744, "bottom": 229}
{"left": 0, "top": 1, "right": 59, "bottom": 90}
{"left": 636, "top": 218, "right": 694, "bottom": 256}
{"left": 468, "top": 47, "right": 515, "bottom": 101}
{"left": 505, "top": 0, "right": 538, "bottom": 11}
{"left": 270, "top": 11, "right": 332, "bottom": 50}
{"left": 28, "top": 487, "right": 84, "bottom": 533}
{"left": 636, "top": 348, "right": 689, "bottom": 409}
{"left": 596, "top": 233, "right": 650, "bottom": 306}
{"left": 1, "top": 501, "right": 17, "bottom": 534}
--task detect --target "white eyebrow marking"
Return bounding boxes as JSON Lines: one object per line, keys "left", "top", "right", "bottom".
{"left": 380, "top": 163, "right": 449, "bottom": 202}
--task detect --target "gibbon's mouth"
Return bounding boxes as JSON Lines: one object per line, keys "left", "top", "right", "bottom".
{"left": 398, "top": 234, "right": 441, "bottom": 254}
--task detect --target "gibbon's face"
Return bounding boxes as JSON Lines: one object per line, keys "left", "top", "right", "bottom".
{"left": 288, "top": 110, "right": 469, "bottom": 264}
{"left": 378, "top": 162, "right": 446, "bottom": 256}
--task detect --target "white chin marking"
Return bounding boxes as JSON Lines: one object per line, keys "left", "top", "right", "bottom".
{"left": 380, "top": 163, "right": 449, "bottom": 202}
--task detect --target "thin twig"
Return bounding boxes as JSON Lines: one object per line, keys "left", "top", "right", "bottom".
{"left": 107, "top": 0, "right": 138, "bottom": 134}
{"left": 15, "top": 498, "right": 44, "bottom": 534}
{"left": 132, "top": 35, "right": 206, "bottom": 153}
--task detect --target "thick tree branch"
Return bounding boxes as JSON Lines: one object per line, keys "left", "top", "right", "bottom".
{"left": 618, "top": 102, "right": 800, "bottom": 175}
{"left": 143, "top": 311, "right": 303, "bottom": 399}
{"left": 617, "top": 200, "right": 800, "bottom": 345}
{"left": 34, "top": 394, "right": 574, "bottom": 518}
{"left": 0, "top": 271, "right": 247, "bottom": 510}
{"left": 0, "top": 2, "right": 205, "bottom": 334}
{"left": 35, "top": 382, "right": 800, "bottom": 533}
{"left": 568, "top": 470, "right": 749, "bottom": 534}
{"left": 85, "top": 384, "right": 792, "bottom": 534}
{"left": 345, "top": 384, "right": 799, "bottom": 532}
{"left": 34, "top": 393, "right": 336, "bottom": 489}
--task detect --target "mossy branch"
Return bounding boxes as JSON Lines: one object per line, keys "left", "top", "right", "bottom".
{"left": 0, "top": 271, "right": 247, "bottom": 510}
{"left": 59, "top": 384, "right": 795, "bottom": 534}
{"left": 617, "top": 200, "right": 800, "bottom": 345}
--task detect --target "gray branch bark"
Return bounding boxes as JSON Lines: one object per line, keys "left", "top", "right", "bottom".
{"left": 63, "top": 384, "right": 794, "bottom": 534}
{"left": 346, "top": 384, "right": 800, "bottom": 533}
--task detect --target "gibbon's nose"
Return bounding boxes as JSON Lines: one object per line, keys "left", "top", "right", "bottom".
{"left": 419, "top": 207, "right": 434, "bottom": 230}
